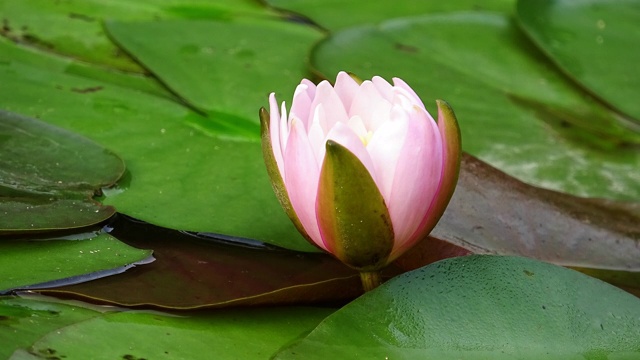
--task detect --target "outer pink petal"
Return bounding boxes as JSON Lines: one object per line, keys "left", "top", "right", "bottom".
{"left": 387, "top": 106, "right": 443, "bottom": 261}
{"left": 309, "top": 81, "right": 349, "bottom": 132}
{"left": 283, "top": 118, "right": 325, "bottom": 250}
{"left": 406, "top": 100, "right": 462, "bottom": 253}
{"left": 365, "top": 115, "right": 408, "bottom": 206}
{"left": 268, "top": 93, "right": 285, "bottom": 179}
{"left": 333, "top": 71, "right": 360, "bottom": 111}
{"left": 392, "top": 77, "right": 427, "bottom": 110}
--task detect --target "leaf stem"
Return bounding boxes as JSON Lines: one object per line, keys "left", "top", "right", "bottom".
{"left": 359, "top": 271, "right": 382, "bottom": 292}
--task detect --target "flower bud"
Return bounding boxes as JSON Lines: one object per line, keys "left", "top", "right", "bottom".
{"left": 260, "top": 72, "right": 461, "bottom": 272}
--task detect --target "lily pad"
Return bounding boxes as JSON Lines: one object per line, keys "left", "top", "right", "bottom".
{"left": 0, "top": 296, "right": 103, "bottom": 359}
{"left": 13, "top": 305, "right": 334, "bottom": 360}
{"left": 276, "top": 255, "right": 640, "bottom": 359}
{"left": 516, "top": 0, "right": 640, "bottom": 122}
{"left": 0, "top": 37, "right": 312, "bottom": 251}
{"left": 311, "top": 12, "right": 640, "bottom": 200}
{"left": 0, "top": 0, "right": 277, "bottom": 72}
{"left": 106, "top": 17, "right": 324, "bottom": 122}
{"left": 0, "top": 110, "right": 125, "bottom": 234}
{"left": 0, "top": 232, "right": 153, "bottom": 292}
{"left": 431, "top": 154, "right": 640, "bottom": 271}
{"left": 266, "top": 0, "right": 515, "bottom": 30}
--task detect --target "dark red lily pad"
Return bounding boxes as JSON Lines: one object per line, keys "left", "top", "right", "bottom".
{"left": 37, "top": 215, "right": 403, "bottom": 309}
{"left": 396, "top": 154, "right": 640, "bottom": 292}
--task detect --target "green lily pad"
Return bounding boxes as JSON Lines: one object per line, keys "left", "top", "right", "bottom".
{"left": 0, "top": 295, "right": 103, "bottom": 359}
{"left": 0, "top": 232, "right": 152, "bottom": 292}
{"left": 266, "top": 0, "right": 515, "bottom": 30}
{"left": 0, "top": 110, "right": 125, "bottom": 234}
{"left": 516, "top": 0, "right": 640, "bottom": 122}
{"left": 0, "top": 34, "right": 311, "bottom": 251}
{"left": 0, "top": 0, "right": 277, "bottom": 72}
{"left": 106, "top": 17, "right": 324, "bottom": 122}
{"left": 13, "top": 305, "right": 334, "bottom": 360}
{"left": 311, "top": 12, "right": 640, "bottom": 200}
{"left": 276, "top": 255, "right": 640, "bottom": 359}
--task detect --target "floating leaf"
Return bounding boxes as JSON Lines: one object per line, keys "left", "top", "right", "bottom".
{"left": 276, "top": 255, "right": 640, "bottom": 359}
{"left": 106, "top": 17, "right": 324, "bottom": 122}
{"left": 0, "top": 110, "right": 125, "bottom": 234}
{"left": 312, "top": 12, "right": 640, "bottom": 200}
{"left": 10, "top": 302, "right": 334, "bottom": 360}
{"left": 37, "top": 216, "right": 402, "bottom": 309}
{"left": 0, "top": 38, "right": 312, "bottom": 250}
{"left": 266, "top": 0, "right": 514, "bottom": 30}
{"left": 0, "top": 296, "right": 103, "bottom": 359}
{"left": 395, "top": 154, "right": 640, "bottom": 294}
{"left": 0, "top": 0, "right": 277, "bottom": 72}
{"left": 516, "top": 0, "right": 640, "bottom": 122}
{"left": 430, "top": 154, "right": 640, "bottom": 271}
{"left": 0, "top": 232, "right": 153, "bottom": 292}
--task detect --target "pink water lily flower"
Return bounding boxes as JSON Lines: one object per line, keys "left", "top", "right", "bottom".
{"left": 260, "top": 72, "right": 461, "bottom": 278}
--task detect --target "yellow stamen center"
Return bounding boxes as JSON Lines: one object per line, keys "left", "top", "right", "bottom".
{"left": 360, "top": 130, "right": 373, "bottom": 146}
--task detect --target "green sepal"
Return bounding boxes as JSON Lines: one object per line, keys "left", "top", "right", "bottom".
{"left": 316, "top": 140, "right": 394, "bottom": 271}
{"left": 259, "top": 107, "right": 313, "bottom": 243}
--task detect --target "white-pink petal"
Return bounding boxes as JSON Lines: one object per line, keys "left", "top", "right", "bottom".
{"left": 392, "top": 77, "right": 427, "bottom": 110}
{"left": 365, "top": 113, "right": 408, "bottom": 206}
{"left": 333, "top": 71, "right": 360, "bottom": 111}
{"left": 309, "top": 81, "right": 349, "bottom": 133}
{"left": 371, "top": 76, "right": 394, "bottom": 101}
{"left": 290, "top": 84, "right": 314, "bottom": 128}
{"left": 324, "top": 122, "right": 377, "bottom": 187}
{"left": 349, "top": 81, "right": 389, "bottom": 132}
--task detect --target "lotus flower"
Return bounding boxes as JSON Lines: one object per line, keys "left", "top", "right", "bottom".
{"left": 260, "top": 72, "right": 461, "bottom": 289}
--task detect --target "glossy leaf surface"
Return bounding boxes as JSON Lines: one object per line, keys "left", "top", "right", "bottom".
{"left": 277, "top": 256, "right": 640, "bottom": 359}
